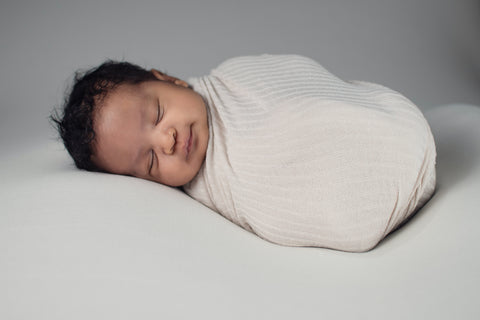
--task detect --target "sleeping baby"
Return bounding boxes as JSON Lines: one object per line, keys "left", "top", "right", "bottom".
{"left": 51, "top": 54, "right": 437, "bottom": 252}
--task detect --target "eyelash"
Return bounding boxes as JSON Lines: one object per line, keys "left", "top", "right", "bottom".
{"left": 149, "top": 102, "right": 162, "bottom": 174}
{"left": 155, "top": 102, "right": 162, "bottom": 125}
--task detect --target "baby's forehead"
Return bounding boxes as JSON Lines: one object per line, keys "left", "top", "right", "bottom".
{"left": 95, "top": 82, "right": 150, "bottom": 114}
{"left": 91, "top": 83, "right": 148, "bottom": 174}
{"left": 93, "top": 83, "right": 141, "bottom": 124}
{"left": 93, "top": 80, "right": 162, "bottom": 127}
{"left": 108, "top": 82, "right": 148, "bottom": 101}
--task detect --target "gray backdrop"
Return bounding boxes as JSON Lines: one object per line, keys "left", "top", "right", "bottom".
{"left": 0, "top": 0, "right": 479, "bottom": 153}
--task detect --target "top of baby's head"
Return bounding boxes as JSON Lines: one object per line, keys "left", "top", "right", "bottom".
{"left": 50, "top": 60, "right": 160, "bottom": 173}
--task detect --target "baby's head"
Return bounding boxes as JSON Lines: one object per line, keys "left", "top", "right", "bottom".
{"left": 51, "top": 60, "right": 209, "bottom": 187}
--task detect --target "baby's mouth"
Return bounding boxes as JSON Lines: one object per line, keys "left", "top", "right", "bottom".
{"left": 185, "top": 125, "right": 193, "bottom": 158}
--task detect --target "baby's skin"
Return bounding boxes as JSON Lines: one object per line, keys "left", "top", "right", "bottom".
{"left": 91, "top": 70, "right": 209, "bottom": 187}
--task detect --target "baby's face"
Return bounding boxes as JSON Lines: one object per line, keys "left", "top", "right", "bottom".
{"left": 91, "top": 73, "right": 209, "bottom": 187}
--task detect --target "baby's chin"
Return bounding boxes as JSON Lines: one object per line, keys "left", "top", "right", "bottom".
{"left": 148, "top": 169, "right": 198, "bottom": 187}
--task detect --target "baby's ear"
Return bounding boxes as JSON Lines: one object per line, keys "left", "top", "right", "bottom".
{"left": 151, "top": 68, "right": 166, "bottom": 80}
{"left": 150, "top": 69, "right": 189, "bottom": 88}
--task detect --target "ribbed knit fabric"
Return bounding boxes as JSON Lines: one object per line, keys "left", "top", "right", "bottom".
{"left": 182, "top": 54, "right": 436, "bottom": 252}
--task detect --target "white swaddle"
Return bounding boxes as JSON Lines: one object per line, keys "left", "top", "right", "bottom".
{"left": 182, "top": 54, "right": 436, "bottom": 252}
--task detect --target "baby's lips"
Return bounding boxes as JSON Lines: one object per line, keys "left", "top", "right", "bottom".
{"left": 184, "top": 125, "right": 193, "bottom": 157}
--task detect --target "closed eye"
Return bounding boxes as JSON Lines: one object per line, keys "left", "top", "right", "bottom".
{"left": 155, "top": 102, "right": 162, "bottom": 125}
{"left": 149, "top": 149, "right": 155, "bottom": 174}
{"left": 149, "top": 101, "right": 162, "bottom": 175}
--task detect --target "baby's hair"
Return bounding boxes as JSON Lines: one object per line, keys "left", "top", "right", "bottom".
{"left": 50, "top": 60, "right": 159, "bottom": 172}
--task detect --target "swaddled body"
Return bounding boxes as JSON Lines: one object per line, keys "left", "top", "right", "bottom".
{"left": 182, "top": 54, "right": 436, "bottom": 252}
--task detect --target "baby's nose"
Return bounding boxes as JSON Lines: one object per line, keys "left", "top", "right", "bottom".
{"left": 164, "top": 127, "right": 177, "bottom": 155}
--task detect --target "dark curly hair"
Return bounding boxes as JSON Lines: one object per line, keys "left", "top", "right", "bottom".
{"left": 50, "top": 60, "right": 158, "bottom": 172}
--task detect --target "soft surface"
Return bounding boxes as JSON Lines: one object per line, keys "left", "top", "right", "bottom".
{"left": 183, "top": 54, "right": 437, "bottom": 252}
{"left": 1, "top": 103, "right": 479, "bottom": 320}
{"left": 1, "top": 103, "right": 479, "bottom": 319}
